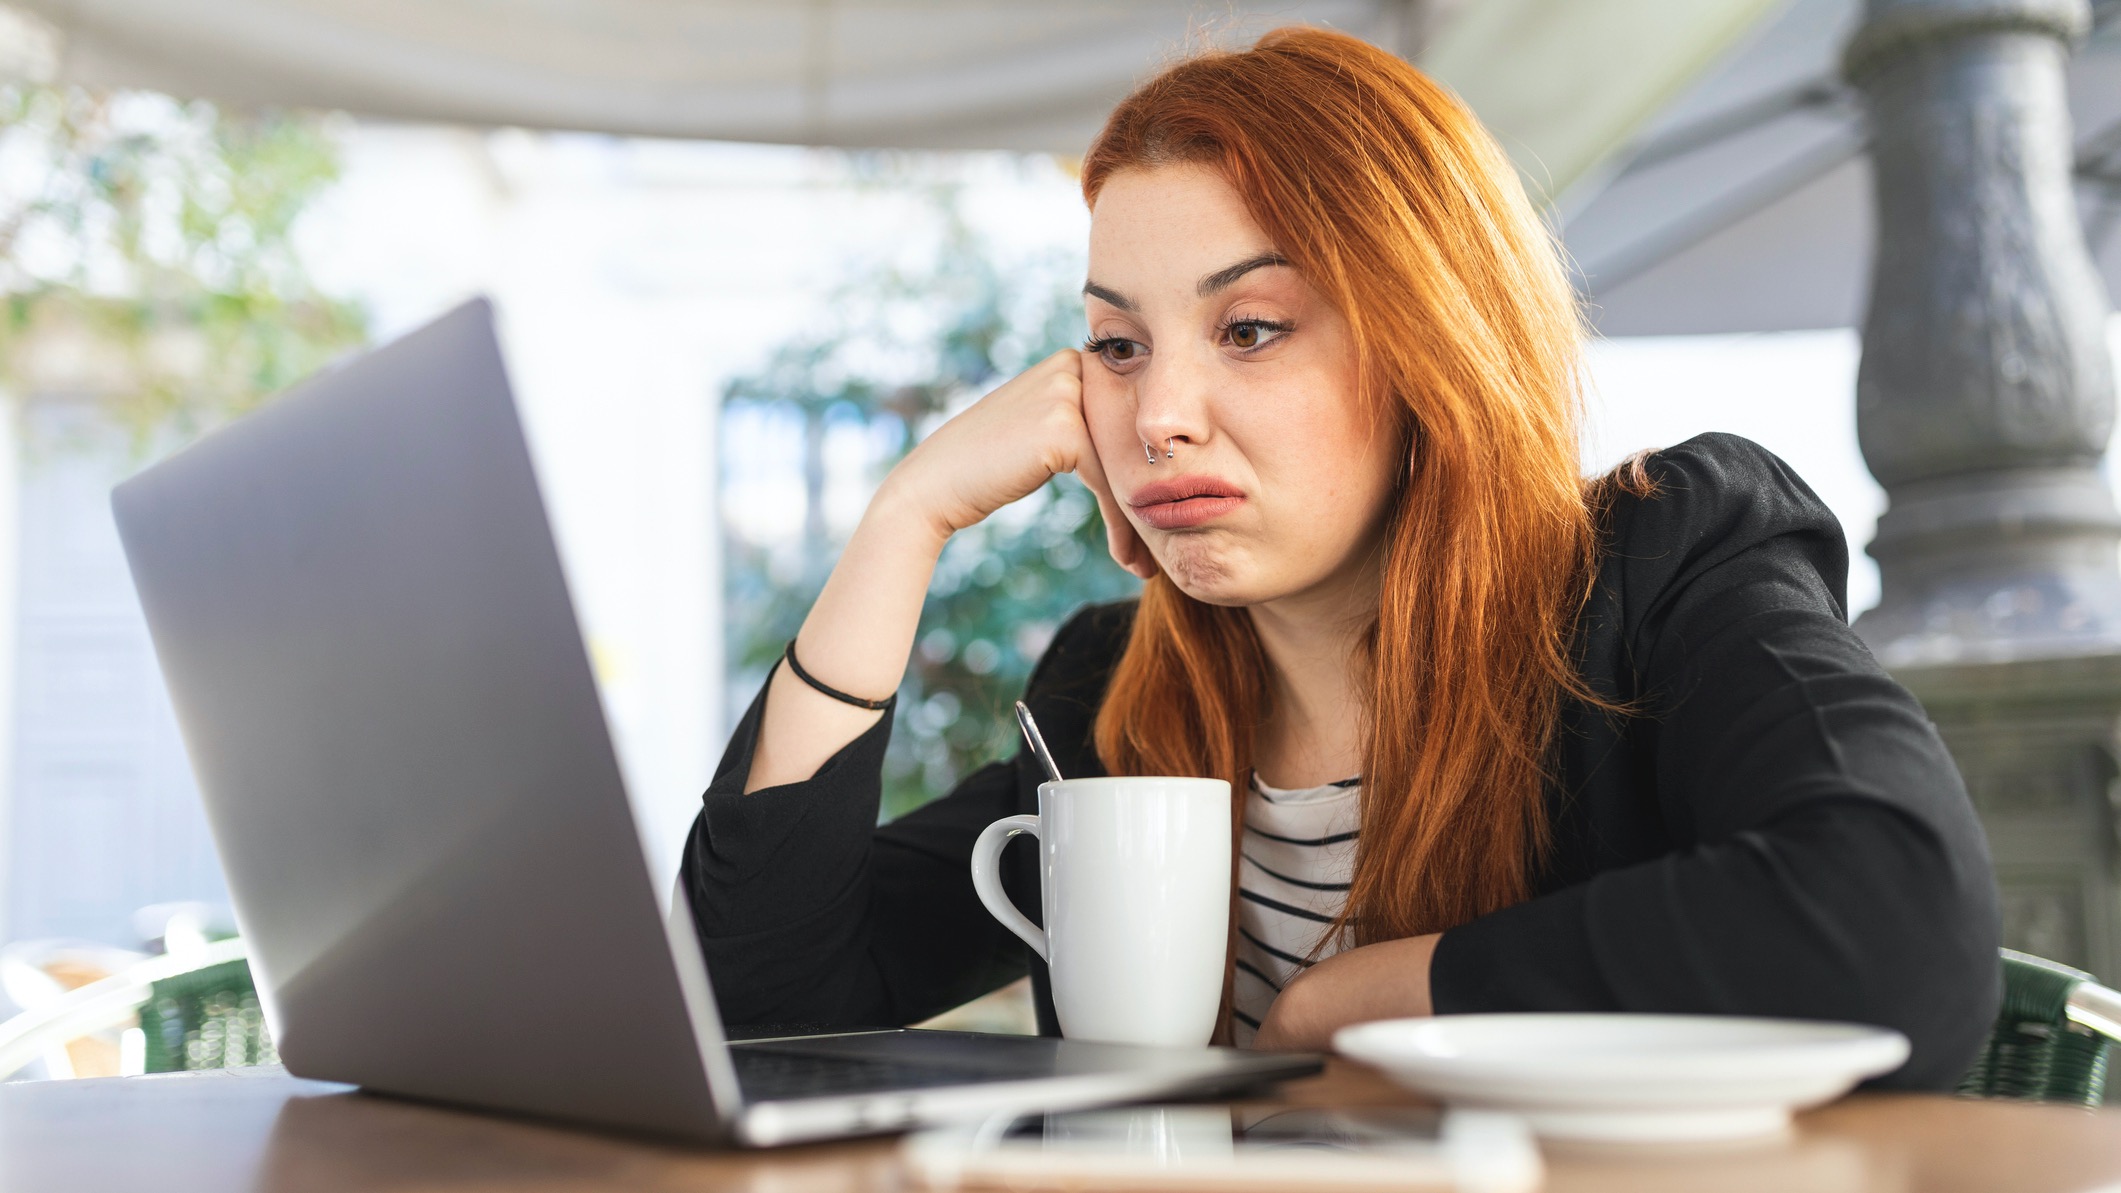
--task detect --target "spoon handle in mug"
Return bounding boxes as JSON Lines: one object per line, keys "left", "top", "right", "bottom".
{"left": 1013, "top": 700, "right": 1065, "bottom": 784}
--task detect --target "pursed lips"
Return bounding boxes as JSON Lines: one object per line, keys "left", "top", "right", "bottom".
{"left": 1128, "top": 476, "right": 1245, "bottom": 531}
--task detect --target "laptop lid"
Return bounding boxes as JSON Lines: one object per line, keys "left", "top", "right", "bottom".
{"left": 112, "top": 298, "right": 745, "bottom": 1141}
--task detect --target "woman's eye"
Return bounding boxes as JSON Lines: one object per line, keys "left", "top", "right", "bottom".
{"left": 1085, "top": 336, "right": 1144, "bottom": 365}
{"left": 1223, "top": 320, "right": 1288, "bottom": 352}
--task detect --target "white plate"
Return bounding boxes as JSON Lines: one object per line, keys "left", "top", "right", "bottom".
{"left": 1334, "top": 1014, "right": 1910, "bottom": 1145}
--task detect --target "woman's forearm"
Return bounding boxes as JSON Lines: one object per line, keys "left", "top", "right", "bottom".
{"left": 742, "top": 481, "right": 950, "bottom": 793}
{"left": 1252, "top": 933, "right": 1439, "bottom": 1051}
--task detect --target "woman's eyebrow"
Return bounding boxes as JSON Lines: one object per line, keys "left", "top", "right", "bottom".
{"left": 1082, "top": 252, "right": 1289, "bottom": 311}
{"left": 1198, "top": 252, "right": 1291, "bottom": 297}
{"left": 1081, "top": 281, "right": 1136, "bottom": 312}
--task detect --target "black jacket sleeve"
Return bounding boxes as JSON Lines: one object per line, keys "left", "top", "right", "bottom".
{"left": 680, "top": 602, "right": 1128, "bottom": 1028}
{"left": 1427, "top": 433, "right": 2002, "bottom": 1089}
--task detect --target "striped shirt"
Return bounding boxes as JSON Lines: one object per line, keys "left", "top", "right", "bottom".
{"left": 1231, "top": 771, "right": 1360, "bottom": 1048}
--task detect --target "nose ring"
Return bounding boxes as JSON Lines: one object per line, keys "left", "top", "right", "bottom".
{"left": 1145, "top": 438, "right": 1176, "bottom": 464}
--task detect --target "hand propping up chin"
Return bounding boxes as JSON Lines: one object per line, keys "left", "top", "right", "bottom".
{"left": 877, "top": 348, "right": 1155, "bottom": 579}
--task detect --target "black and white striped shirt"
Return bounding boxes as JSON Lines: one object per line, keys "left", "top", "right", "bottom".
{"left": 1232, "top": 771, "right": 1359, "bottom": 1047}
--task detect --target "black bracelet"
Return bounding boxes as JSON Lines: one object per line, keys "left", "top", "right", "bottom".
{"left": 782, "top": 639, "right": 894, "bottom": 710}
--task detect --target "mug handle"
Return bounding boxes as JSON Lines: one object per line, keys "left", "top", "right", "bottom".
{"left": 971, "top": 814, "right": 1047, "bottom": 962}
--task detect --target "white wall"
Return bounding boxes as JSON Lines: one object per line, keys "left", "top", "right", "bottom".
{"left": 1583, "top": 329, "right": 1881, "bottom": 615}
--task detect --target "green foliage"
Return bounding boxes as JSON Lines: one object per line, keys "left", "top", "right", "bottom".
{"left": 723, "top": 190, "right": 1139, "bottom": 819}
{"left": 0, "top": 82, "right": 365, "bottom": 440}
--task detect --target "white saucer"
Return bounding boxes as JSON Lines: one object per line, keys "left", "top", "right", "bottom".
{"left": 1334, "top": 1014, "right": 1910, "bottom": 1144}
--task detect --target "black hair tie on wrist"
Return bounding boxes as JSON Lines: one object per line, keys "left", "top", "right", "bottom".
{"left": 782, "top": 639, "right": 894, "bottom": 710}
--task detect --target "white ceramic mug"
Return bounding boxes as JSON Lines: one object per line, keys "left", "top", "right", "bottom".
{"left": 970, "top": 777, "right": 1231, "bottom": 1047}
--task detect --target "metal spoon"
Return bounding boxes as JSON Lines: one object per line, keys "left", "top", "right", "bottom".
{"left": 1013, "top": 700, "right": 1065, "bottom": 784}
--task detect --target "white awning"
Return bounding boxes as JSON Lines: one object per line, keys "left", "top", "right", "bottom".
{"left": 14, "top": 0, "right": 1781, "bottom": 201}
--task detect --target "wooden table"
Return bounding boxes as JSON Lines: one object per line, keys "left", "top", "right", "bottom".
{"left": 3, "top": 1061, "right": 2118, "bottom": 1193}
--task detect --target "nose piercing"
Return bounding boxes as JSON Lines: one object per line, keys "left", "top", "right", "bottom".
{"left": 1166, "top": 438, "right": 1176, "bottom": 459}
{"left": 1144, "top": 441, "right": 1158, "bottom": 465}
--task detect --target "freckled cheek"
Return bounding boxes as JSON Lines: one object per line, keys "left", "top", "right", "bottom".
{"left": 1225, "top": 416, "right": 1355, "bottom": 512}
{"left": 1079, "top": 372, "right": 1134, "bottom": 454}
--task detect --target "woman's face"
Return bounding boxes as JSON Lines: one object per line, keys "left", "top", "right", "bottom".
{"left": 1083, "top": 164, "right": 1404, "bottom": 609}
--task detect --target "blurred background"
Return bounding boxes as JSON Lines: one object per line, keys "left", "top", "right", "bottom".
{"left": 0, "top": 0, "right": 2118, "bottom": 1076}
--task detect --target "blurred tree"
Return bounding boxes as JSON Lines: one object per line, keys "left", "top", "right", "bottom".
{"left": 0, "top": 75, "right": 365, "bottom": 442}
{"left": 723, "top": 186, "right": 1139, "bottom": 819}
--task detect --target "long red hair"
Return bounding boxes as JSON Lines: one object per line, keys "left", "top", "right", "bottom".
{"left": 1086, "top": 28, "right": 1643, "bottom": 965}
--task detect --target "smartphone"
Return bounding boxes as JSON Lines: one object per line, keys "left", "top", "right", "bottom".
{"left": 901, "top": 1104, "right": 1541, "bottom": 1192}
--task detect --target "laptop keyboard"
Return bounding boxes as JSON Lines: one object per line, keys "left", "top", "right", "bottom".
{"left": 730, "top": 1043, "right": 1024, "bottom": 1101}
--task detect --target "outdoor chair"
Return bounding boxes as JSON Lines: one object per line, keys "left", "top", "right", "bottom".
{"left": 137, "top": 955, "right": 276, "bottom": 1072}
{"left": 1957, "top": 949, "right": 2121, "bottom": 1107}
{"left": 0, "top": 937, "right": 270, "bottom": 1079}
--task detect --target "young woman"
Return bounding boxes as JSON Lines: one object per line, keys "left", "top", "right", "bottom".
{"left": 683, "top": 27, "right": 2000, "bottom": 1088}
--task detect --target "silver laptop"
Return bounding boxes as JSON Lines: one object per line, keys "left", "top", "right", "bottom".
{"left": 110, "top": 298, "right": 1316, "bottom": 1147}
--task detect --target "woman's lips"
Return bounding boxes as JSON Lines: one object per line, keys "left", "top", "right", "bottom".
{"left": 1135, "top": 495, "right": 1242, "bottom": 530}
{"left": 1129, "top": 476, "right": 1245, "bottom": 531}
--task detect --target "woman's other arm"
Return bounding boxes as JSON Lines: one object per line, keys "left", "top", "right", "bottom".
{"left": 1251, "top": 934, "right": 1439, "bottom": 1050}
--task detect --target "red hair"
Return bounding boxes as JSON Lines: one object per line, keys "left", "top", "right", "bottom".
{"left": 1085, "top": 28, "right": 1644, "bottom": 1002}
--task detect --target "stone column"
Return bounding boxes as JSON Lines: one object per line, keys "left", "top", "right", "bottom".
{"left": 1847, "top": 0, "right": 2121, "bottom": 979}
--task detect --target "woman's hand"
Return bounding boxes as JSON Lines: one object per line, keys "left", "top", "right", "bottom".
{"left": 881, "top": 349, "right": 1155, "bottom": 578}
{"left": 1251, "top": 933, "right": 1442, "bottom": 1052}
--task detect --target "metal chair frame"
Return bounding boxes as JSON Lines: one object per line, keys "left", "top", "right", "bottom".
{"left": 1958, "top": 949, "right": 2120, "bottom": 1107}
